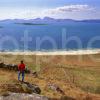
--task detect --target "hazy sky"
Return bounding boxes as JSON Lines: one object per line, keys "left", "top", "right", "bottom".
{"left": 0, "top": 0, "right": 100, "bottom": 20}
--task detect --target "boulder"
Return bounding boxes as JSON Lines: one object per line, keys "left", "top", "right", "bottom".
{"left": 0, "top": 93, "right": 49, "bottom": 100}
{"left": 11, "top": 64, "right": 18, "bottom": 71}
{"left": 5, "top": 64, "right": 12, "bottom": 70}
{"left": 0, "top": 63, "right": 5, "bottom": 68}
{"left": 22, "top": 82, "right": 41, "bottom": 94}
{"left": 48, "top": 83, "right": 65, "bottom": 95}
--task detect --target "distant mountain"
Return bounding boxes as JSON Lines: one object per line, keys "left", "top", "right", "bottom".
{"left": 0, "top": 17, "right": 100, "bottom": 23}
{"left": 79, "top": 19, "right": 100, "bottom": 23}
{"left": 43, "top": 17, "right": 55, "bottom": 21}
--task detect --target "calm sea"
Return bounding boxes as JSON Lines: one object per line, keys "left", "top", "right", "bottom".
{"left": 0, "top": 21, "right": 100, "bottom": 51}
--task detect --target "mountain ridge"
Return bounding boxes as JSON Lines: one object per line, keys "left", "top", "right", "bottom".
{"left": 0, "top": 17, "right": 100, "bottom": 23}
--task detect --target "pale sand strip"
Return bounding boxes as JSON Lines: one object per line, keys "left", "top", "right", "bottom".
{"left": 0, "top": 49, "right": 100, "bottom": 55}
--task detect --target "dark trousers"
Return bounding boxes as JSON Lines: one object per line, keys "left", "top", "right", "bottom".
{"left": 18, "top": 71, "right": 25, "bottom": 81}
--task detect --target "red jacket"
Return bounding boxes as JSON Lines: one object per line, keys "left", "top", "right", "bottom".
{"left": 18, "top": 63, "right": 25, "bottom": 71}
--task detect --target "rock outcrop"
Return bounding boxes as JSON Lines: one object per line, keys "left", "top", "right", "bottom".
{"left": 0, "top": 93, "right": 49, "bottom": 100}
{"left": 0, "top": 63, "right": 30, "bottom": 73}
{"left": 22, "top": 82, "right": 41, "bottom": 94}
{"left": 47, "top": 83, "right": 65, "bottom": 95}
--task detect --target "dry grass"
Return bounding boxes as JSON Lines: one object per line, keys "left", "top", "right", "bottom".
{"left": 0, "top": 54, "right": 100, "bottom": 99}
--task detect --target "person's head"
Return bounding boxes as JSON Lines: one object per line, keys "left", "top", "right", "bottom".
{"left": 21, "top": 60, "right": 23, "bottom": 64}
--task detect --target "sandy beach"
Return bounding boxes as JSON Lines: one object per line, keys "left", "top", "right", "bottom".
{"left": 0, "top": 49, "right": 100, "bottom": 55}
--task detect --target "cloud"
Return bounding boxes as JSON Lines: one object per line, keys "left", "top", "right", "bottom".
{"left": 0, "top": 8, "right": 44, "bottom": 20}
{"left": 44, "top": 5, "right": 94, "bottom": 14}
{"left": 0, "top": 5, "right": 97, "bottom": 20}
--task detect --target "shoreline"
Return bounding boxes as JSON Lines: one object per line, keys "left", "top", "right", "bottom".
{"left": 0, "top": 49, "right": 100, "bottom": 55}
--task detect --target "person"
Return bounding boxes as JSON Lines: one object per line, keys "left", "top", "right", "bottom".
{"left": 18, "top": 60, "right": 25, "bottom": 82}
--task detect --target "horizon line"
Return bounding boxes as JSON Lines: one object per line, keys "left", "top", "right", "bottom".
{"left": 0, "top": 17, "right": 100, "bottom": 21}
